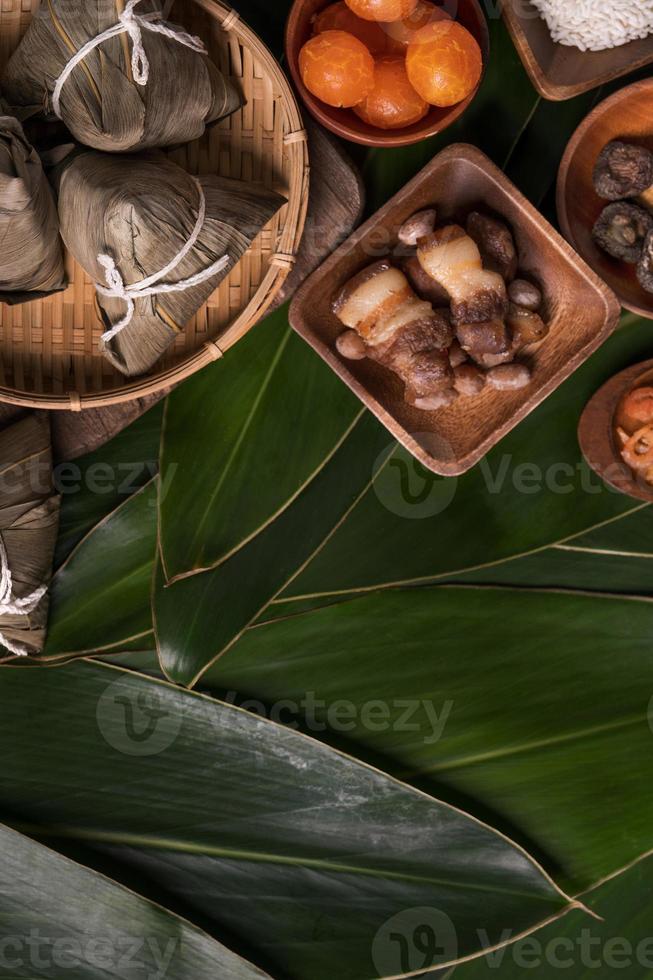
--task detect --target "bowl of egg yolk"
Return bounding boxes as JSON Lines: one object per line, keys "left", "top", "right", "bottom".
{"left": 285, "top": 0, "right": 490, "bottom": 147}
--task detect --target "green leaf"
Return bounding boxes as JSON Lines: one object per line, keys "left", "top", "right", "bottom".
{"left": 281, "top": 318, "right": 651, "bottom": 603}
{"left": 55, "top": 403, "right": 163, "bottom": 567}
{"left": 449, "top": 546, "right": 652, "bottom": 595}
{"left": 159, "top": 306, "right": 359, "bottom": 580}
{"left": 45, "top": 482, "right": 157, "bottom": 658}
{"left": 452, "top": 853, "right": 653, "bottom": 978}
{"left": 153, "top": 412, "right": 390, "bottom": 686}
{"left": 503, "top": 90, "right": 600, "bottom": 210}
{"left": 0, "top": 660, "right": 572, "bottom": 980}
{"left": 436, "top": 503, "right": 653, "bottom": 595}
{"left": 570, "top": 505, "right": 653, "bottom": 554}
{"left": 0, "top": 823, "right": 269, "bottom": 980}
{"left": 204, "top": 585, "right": 653, "bottom": 891}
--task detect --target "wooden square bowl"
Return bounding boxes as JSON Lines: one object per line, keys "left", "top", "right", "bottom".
{"left": 289, "top": 143, "right": 621, "bottom": 476}
{"left": 557, "top": 80, "right": 653, "bottom": 320}
{"left": 501, "top": 0, "right": 653, "bottom": 101}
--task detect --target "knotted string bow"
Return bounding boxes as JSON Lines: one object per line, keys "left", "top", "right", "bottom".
{"left": 0, "top": 532, "right": 47, "bottom": 658}
{"left": 95, "top": 178, "right": 230, "bottom": 342}
{"left": 52, "top": 0, "right": 208, "bottom": 118}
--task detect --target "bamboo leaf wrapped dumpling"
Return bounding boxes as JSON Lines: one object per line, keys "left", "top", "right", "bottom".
{"left": 56, "top": 150, "right": 286, "bottom": 376}
{"left": 0, "top": 107, "right": 66, "bottom": 304}
{"left": 1, "top": 0, "right": 243, "bottom": 153}
{"left": 0, "top": 414, "right": 60, "bottom": 660}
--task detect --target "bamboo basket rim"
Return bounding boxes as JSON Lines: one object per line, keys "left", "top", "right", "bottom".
{"left": 0, "top": 0, "right": 310, "bottom": 411}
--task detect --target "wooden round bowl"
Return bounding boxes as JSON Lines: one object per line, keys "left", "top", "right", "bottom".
{"left": 557, "top": 79, "right": 653, "bottom": 322}
{"left": 0, "top": 0, "right": 309, "bottom": 410}
{"left": 284, "top": 0, "right": 489, "bottom": 148}
{"left": 578, "top": 358, "right": 653, "bottom": 504}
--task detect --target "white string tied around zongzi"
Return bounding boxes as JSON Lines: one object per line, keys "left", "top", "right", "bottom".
{"left": 51, "top": 0, "right": 208, "bottom": 118}
{"left": 0, "top": 533, "right": 47, "bottom": 658}
{"left": 95, "top": 178, "right": 230, "bottom": 343}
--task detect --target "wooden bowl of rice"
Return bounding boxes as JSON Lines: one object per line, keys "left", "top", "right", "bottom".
{"left": 502, "top": 0, "right": 653, "bottom": 101}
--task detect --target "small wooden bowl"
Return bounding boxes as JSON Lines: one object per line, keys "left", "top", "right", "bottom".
{"left": 579, "top": 359, "right": 653, "bottom": 503}
{"left": 557, "top": 80, "right": 653, "bottom": 321}
{"left": 502, "top": 0, "right": 653, "bottom": 101}
{"left": 290, "top": 143, "right": 621, "bottom": 477}
{"left": 284, "top": 0, "right": 489, "bottom": 148}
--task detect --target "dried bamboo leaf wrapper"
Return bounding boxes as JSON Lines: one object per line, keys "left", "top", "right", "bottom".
{"left": 56, "top": 151, "right": 287, "bottom": 376}
{"left": 0, "top": 415, "right": 60, "bottom": 660}
{"left": 0, "top": 498, "right": 61, "bottom": 657}
{"left": 0, "top": 110, "right": 65, "bottom": 304}
{"left": 1, "top": 0, "right": 243, "bottom": 153}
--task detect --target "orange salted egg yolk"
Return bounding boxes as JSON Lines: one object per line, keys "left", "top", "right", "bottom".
{"left": 383, "top": 0, "right": 452, "bottom": 54}
{"left": 354, "top": 56, "right": 428, "bottom": 129}
{"left": 345, "top": 0, "right": 419, "bottom": 24}
{"left": 313, "top": 2, "right": 388, "bottom": 54}
{"left": 299, "top": 30, "right": 375, "bottom": 108}
{"left": 406, "top": 20, "right": 482, "bottom": 107}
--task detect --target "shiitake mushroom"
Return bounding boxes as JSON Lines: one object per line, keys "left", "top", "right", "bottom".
{"left": 593, "top": 141, "right": 653, "bottom": 202}
{"left": 592, "top": 202, "right": 653, "bottom": 264}
{"left": 456, "top": 319, "right": 511, "bottom": 359}
{"left": 466, "top": 211, "right": 518, "bottom": 282}
{"left": 637, "top": 230, "right": 653, "bottom": 295}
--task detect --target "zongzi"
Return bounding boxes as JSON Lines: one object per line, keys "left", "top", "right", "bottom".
{"left": 0, "top": 414, "right": 60, "bottom": 660}
{"left": 56, "top": 150, "right": 286, "bottom": 376}
{"left": 0, "top": 105, "right": 66, "bottom": 304}
{"left": 1, "top": 0, "right": 243, "bottom": 153}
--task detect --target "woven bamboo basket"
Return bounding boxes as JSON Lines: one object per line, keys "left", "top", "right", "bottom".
{"left": 0, "top": 0, "right": 309, "bottom": 410}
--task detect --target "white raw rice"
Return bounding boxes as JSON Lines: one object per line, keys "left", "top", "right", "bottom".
{"left": 531, "top": 0, "right": 653, "bottom": 52}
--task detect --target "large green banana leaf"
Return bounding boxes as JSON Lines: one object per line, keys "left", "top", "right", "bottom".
{"left": 0, "top": 660, "right": 573, "bottom": 980}
{"left": 569, "top": 505, "right": 653, "bottom": 553}
{"left": 0, "top": 823, "right": 269, "bottom": 980}
{"left": 452, "top": 853, "right": 653, "bottom": 978}
{"left": 159, "top": 308, "right": 360, "bottom": 580}
{"left": 451, "top": 548, "right": 652, "bottom": 594}
{"left": 55, "top": 403, "right": 162, "bottom": 566}
{"left": 45, "top": 482, "right": 157, "bottom": 659}
{"left": 153, "top": 412, "right": 391, "bottom": 685}
{"left": 36, "top": 316, "right": 651, "bottom": 677}
{"left": 150, "top": 317, "right": 650, "bottom": 686}
{"left": 201, "top": 585, "right": 653, "bottom": 892}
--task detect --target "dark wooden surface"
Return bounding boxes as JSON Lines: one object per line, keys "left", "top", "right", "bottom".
{"left": 0, "top": 119, "right": 364, "bottom": 461}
